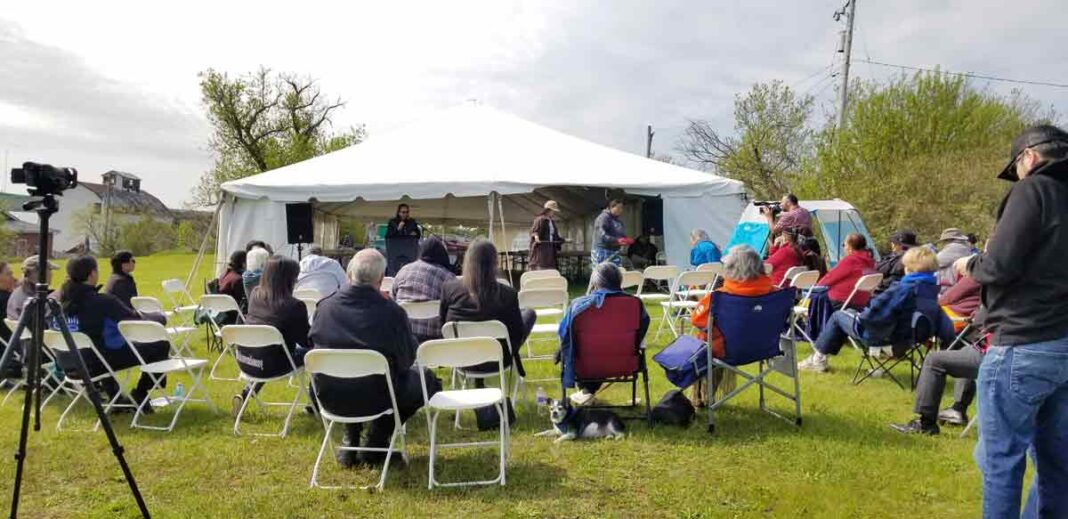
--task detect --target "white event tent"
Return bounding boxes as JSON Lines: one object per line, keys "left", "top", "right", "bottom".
{"left": 216, "top": 105, "right": 747, "bottom": 271}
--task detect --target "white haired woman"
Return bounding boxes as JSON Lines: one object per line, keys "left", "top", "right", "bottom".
{"left": 689, "top": 245, "right": 776, "bottom": 405}
{"left": 689, "top": 229, "right": 722, "bottom": 267}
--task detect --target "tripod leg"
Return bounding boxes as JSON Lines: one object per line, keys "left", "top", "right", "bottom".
{"left": 5, "top": 304, "right": 38, "bottom": 517}
{"left": 46, "top": 299, "right": 150, "bottom": 518}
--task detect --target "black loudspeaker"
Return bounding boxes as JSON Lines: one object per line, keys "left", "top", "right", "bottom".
{"left": 285, "top": 203, "right": 314, "bottom": 244}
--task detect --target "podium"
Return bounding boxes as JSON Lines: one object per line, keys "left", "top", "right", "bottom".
{"left": 386, "top": 237, "right": 419, "bottom": 276}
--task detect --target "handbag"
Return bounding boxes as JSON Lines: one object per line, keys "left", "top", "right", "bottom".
{"left": 652, "top": 335, "right": 708, "bottom": 389}
{"left": 474, "top": 398, "right": 516, "bottom": 431}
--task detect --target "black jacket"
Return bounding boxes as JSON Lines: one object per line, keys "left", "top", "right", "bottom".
{"left": 245, "top": 289, "right": 309, "bottom": 352}
{"left": 56, "top": 283, "right": 163, "bottom": 353}
{"left": 439, "top": 279, "right": 526, "bottom": 375}
{"left": 309, "top": 284, "right": 417, "bottom": 376}
{"left": 969, "top": 158, "right": 1068, "bottom": 345}
{"left": 385, "top": 217, "right": 421, "bottom": 240}
{"left": 104, "top": 272, "right": 138, "bottom": 309}
{"left": 875, "top": 250, "right": 906, "bottom": 291}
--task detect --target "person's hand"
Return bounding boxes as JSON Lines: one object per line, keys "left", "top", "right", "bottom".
{"left": 954, "top": 255, "right": 974, "bottom": 278}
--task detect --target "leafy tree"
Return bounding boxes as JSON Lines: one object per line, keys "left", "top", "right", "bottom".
{"left": 679, "top": 80, "right": 814, "bottom": 199}
{"left": 72, "top": 206, "right": 120, "bottom": 254}
{"left": 118, "top": 216, "right": 176, "bottom": 256}
{"left": 799, "top": 72, "right": 1054, "bottom": 244}
{"left": 193, "top": 68, "right": 366, "bottom": 206}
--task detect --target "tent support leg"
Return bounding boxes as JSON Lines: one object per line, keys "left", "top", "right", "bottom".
{"left": 185, "top": 200, "right": 224, "bottom": 293}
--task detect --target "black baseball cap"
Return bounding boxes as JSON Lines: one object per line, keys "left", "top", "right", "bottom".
{"left": 999, "top": 125, "right": 1068, "bottom": 182}
{"left": 889, "top": 230, "right": 918, "bottom": 247}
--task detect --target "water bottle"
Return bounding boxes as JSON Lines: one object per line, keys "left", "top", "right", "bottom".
{"left": 173, "top": 383, "right": 185, "bottom": 400}
{"left": 536, "top": 386, "right": 547, "bottom": 414}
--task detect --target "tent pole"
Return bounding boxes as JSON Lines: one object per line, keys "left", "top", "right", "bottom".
{"left": 497, "top": 193, "right": 513, "bottom": 286}
{"left": 487, "top": 192, "right": 495, "bottom": 243}
{"left": 185, "top": 198, "right": 224, "bottom": 295}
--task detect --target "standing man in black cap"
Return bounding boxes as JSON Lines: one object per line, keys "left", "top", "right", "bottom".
{"left": 963, "top": 125, "right": 1068, "bottom": 518}
{"left": 875, "top": 230, "right": 918, "bottom": 292}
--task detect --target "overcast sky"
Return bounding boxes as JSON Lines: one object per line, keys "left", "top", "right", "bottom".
{"left": 1, "top": 0, "right": 1065, "bottom": 208}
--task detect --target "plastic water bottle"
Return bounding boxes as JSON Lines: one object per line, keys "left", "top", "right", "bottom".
{"left": 173, "top": 383, "right": 185, "bottom": 400}
{"left": 536, "top": 386, "right": 547, "bottom": 414}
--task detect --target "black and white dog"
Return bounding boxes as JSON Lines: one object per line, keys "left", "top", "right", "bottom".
{"left": 535, "top": 398, "right": 626, "bottom": 443}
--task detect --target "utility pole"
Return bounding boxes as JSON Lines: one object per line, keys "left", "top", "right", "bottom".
{"left": 835, "top": 0, "right": 857, "bottom": 128}
{"left": 645, "top": 125, "right": 655, "bottom": 158}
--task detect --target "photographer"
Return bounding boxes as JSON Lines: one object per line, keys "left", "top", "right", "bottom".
{"left": 762, "top": 193, "right": 812, "bottom": 237}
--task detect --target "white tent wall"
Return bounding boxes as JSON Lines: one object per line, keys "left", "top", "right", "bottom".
{"left": 659, "top": 191, "right": 747, "bottom": 267}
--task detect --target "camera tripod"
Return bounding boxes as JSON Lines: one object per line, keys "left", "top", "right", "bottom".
{"left": 0, "top": 193, "right": 149, "bottom": 517}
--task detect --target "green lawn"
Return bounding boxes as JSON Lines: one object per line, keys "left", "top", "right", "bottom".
{"left": 0, "top": 253, "right": 982, "bottom": 518}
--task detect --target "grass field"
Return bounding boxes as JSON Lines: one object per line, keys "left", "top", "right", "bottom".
{"left": 0, "top": 253, "right": 984, "bottom": 518}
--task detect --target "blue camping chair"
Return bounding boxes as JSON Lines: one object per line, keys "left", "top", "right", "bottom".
{"left": 848, "top": 312, "right": 936, "bottom": 390}
{"left": 706, "top": 288, "right": 800, "bottom": 434}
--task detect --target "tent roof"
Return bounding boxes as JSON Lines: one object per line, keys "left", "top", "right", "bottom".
{"left": 221, "top": 105, "right": 744, "bottom": 203}
{"left": 799, "top": 199, "right": 858, "bottom": 212}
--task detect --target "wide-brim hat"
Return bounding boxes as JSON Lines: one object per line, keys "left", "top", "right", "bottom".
{"left": 544, "top": 200, "right": 560, "bottom": 212}
{"left": 937, "top": 228, "right": 969, "bottom": 244}
{"left": 998, "top": 125, "right": 1068, "bottom": 182}
{"left": 21, "top": 255, "right": 58, "bottom": 272}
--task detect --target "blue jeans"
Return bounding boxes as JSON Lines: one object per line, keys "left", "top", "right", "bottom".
{"left": 813, "top": 310, "right": 861, "bottom": 356}
{"left": 974, "top": 337, "right": 1068, "bottom": 518}
{"left": 591, "top": 247, "right": 622, "bottom": 266}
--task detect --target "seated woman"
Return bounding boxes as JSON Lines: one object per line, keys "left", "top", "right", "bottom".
{"left": 799, "top": 237, "right": 828, "bottom": 278}
{"left": 815, "top": 233, "right": 875, "bottom": 309}
{"left": 53, "top": 256, "right": 168, "bottom": 413}
{"left": 242, "top": 247, "right": 270, "bottom": 305}
{"left": 627, "top": 234, "right": 658, "bottom": 271}
{"left": 232, "top": 255, "right": 311, "bottom": 415}
{"left": 939, "top": 258, "right": 981, "bottom": 332}
{"left": 689, "top": 245, "right": 776, "bottom": 405}
{"left": 766, "top": 229, "right": 804, "bottom": 286}
{"left": 558, "top": 263, "right": 650, "bottom": 406}
{"left": 689, "top": 229, "right": 722, "bottom": 267}
{"left": 439, "top": 239, "right": 536, "bottom": 381}
{"left": 217, "top": 250, "right": 247, "bottom": 314}
{"left": 103, "top": 250, "right": 137, "bottom": 308}
{"left": 798, "top": 247, "right": 954, "bottom": 373}
{"left": 392, "top": 237, "right": 456, "bottom": 343}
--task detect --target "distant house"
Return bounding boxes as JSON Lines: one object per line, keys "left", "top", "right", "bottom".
{"left": 51, "top": 170, "right": 172, "bottom": 253}
{"left": 0, "top": 193, "right": 56, "bottom": 258}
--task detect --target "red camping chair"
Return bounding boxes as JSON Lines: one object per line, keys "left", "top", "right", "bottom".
{"left": 567, "top": 295, "right": 651, "bottom": 423}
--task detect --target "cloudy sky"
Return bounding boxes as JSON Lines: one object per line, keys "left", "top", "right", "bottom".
{"left": 1, "top": 0, "right": 1065, "bottom": 208}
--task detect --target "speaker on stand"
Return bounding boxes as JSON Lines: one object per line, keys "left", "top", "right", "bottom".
{"left": 285, "top": 203, "right": 314, "bottom": 260}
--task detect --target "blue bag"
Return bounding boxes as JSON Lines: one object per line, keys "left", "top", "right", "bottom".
{"left": 652, "top": 335, "right": 708, "bottom": 389}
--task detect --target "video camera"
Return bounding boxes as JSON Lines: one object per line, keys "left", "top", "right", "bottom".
{"left": 11, "top": 162, "right": 78, "bottom": 197}
{"left": 754, "top": 200, "right": 782, "bottom": 217}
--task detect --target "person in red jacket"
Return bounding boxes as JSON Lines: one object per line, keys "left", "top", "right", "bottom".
{"left": 766, "top": 229, "right": 804, "bottom": 286}
{"left": 816, "top": 233, "right": 876, "bottom": 309}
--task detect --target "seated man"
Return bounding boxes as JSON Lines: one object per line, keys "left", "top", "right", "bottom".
{"left": 558, "top": 263, "right": 650, "bottom": 406}
{"left": 296, "top": 245, "right": 348, "bottom": 299}
{"left": 308, "top": 249, "right": 441, "bottom": 468}
{"left": 798, "top": 247, "right": 954, "bottom": 373}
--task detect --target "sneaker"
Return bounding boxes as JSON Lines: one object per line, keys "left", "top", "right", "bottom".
{"left": 569, "top": 390, "right": 595, "bottom": 406}
{"left": 797, "top": 354, "right": 829, "bottom": 373}
{"left": 937, "top": 407, "right": 968, "bottom": 426}
{"left": 889, "top": 418, "right": 940, "bottom": 435}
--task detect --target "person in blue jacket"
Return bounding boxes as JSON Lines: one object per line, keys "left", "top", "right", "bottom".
{"left": 689, "top": 229, "right": 722, "bottom": 267}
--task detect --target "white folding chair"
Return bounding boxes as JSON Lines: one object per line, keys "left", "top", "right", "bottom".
{"left": 160, "top": 278, "right": 199, "bottom": 325}
{"left": 841, "top": 273, "right": 883, "bottom": 310}
{"left": 696, "top": 262, "right": 724, "bottom": 273}
{"left": 43, "top": 330, "right": 138, "bottom": 431}
{"left": 521, "top": 276, "right": 568, "bottom": 294}
{"left": 298, "top": 297, "right": 318, "bottom": 326}
{"left": 621, "top": 270, "right": 644, "bottom": 293}
{"left": 517, "top": 288, "right": 568, "bottom": 360}
{"left": 223, "top": 325, "right": 306, "bottom": 438}
{"left": 306, "top": 349, "right": 407, "bottom": 491}
{"left": 380, "top": 277, "right": 395, "bottom": 295}
{"left": 790, "top": 270, "right": 823, "bottom": 344}
{"left": 293, "top": 287, "right": 323, "bottom": 302}
{"left": 777, "top": 266, "right": 809, "bottom": 289}
{"left": 658, "top": 270, "right": 719, "bottom": 338}
{"left": 1, "top": 318, "right": 66, "bottom": 408}
{"left": 117, "top": 321, "right": 216, "bottom": 432}
{"left": 417, "top": 337, "right": 509, "bottom": 489}
{"left": 129, "top": 296, "right": 196, "bottom": 358}
{"left": 519, "top": 269, "right": 560, "bottom": 288}
{"left": 442, "top": 320, "right": 522, "bottom": 416}
{"left": 399, "top": 300, "right": 441, "bottom": 320}
{"left": 636, "top": 265, "right": 679, "bottom": 305}
{"left": 200, "top": 294, "right": 246, "bottom": 381}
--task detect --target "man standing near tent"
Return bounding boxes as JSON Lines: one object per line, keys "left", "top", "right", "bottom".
{"left": 964, "top": 125, "right": 1068, "bottom": 518}
{"left": 592, "top": 199, "right": 631, "bottom": 266}
{"left": 763, "top": 193, "right": 812, "bottom": 237}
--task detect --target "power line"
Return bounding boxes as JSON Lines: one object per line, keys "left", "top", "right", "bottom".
{"left": 857, "top": 59, "right": 1068, "bottom": 89}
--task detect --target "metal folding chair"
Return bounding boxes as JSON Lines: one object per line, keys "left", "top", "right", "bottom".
{"left": 705, "top": 289, "right": 800, "bottom": 433}
{"left": 417, "top": 337, "right": 509, "bottom": 489}
{"left": 777, "top": 266, "right": 809, "bottom": 289}
{"left": 129, "top": 296, "right": 196, "bottom": 358}
{"left": 789, "top": 270, "right": 822, "bottom": 343}
{"left": 519, "top": 269, "right": 561, "bottom": 289}
{"left": 117, "top": 321, "right": 216, "bottom": 432}
{"left": 223, "top": 325, "right": 306, "bottom": 438}
{"left": 305, "top": 349, "right": 407, "bottom": 491}
{"left": 658, "top": 270, "right": 720, "bottom": 338}
{"left": 200, "top": 294, "right": 246, "bottom": 381}
{"left": 442, "top": 320, "right": 522, "bottom": 418}
{"left": 43, "top": 330, "right": 139, "bottom": 431}
{"left": 517, "top": 288, "right": 568, "bottom": 360}
{"left": 293, "top": 287, "right": 324, "bottom": 302}
{"left": 1, "top": 319, "right": 67, "bottom": 408}
{"left": 636, "top": 265, "right": 679, "bottom": 305}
